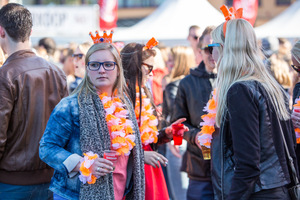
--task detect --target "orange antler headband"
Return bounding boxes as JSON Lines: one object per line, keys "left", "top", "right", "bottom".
{"left": 220, "top": 5, "right": 243, "bottom": 38}
{"left": 89, "top": 30, "right": 114, "bottom": 44}
{"left": 143, "top": 37, "right": 159, "bottom": 51}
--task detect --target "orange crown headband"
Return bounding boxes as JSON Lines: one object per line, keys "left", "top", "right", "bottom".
{"left": 89, "top": 30, "right": 113, "bottom": 44}
{"left": 220, "top": 5, "right": 243, "bottom": 38}
{"left": 143, "top": 37, "right": 159, "bottom": 51}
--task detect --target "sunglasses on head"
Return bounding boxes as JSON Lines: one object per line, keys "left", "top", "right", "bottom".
{"left": 72, "top": 53, "right": 84, "bottom": 59}
{"left": 291, "top": 64, "right": 300, "bottom": 73}
{"left": 201, "top": 43, "right": 221, "bottom": 54}
{"left": 142, "top": 62, "right": 154, "bottom": 75}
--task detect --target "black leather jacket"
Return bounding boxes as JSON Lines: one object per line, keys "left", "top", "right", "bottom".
{"left": 162, "top": 79, "right": 182, "bottom": 125}
{"left": 171, "top": 62, "right": 216, "bottom": 181}
{"left": 212, "top": 81, "right": 298, "bottom": 200}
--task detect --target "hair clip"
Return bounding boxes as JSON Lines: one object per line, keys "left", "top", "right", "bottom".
{"left": 143, "top": 37, "right": 159, "bottom": 51}
{"left": 220, "top": 5, "right": 243, "bottom": 38}
{"left": 89, "top": 30, "right": 113, "bottom": 44}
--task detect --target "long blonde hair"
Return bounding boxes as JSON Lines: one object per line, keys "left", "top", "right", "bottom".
{"left": 72, "top": 43, "right": 127, "bottom": 102}
{"left": 212, "top": 19, "right": 289, "bottom": 126}
{"left": 169, "top": 46, "right": 195, "bottom": 81}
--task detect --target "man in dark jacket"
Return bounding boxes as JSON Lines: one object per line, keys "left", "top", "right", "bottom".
{"left": 172, "top": 26, "right": 216, "bottom": 200}
{"left": 0, "top": 3, "right": 68, "bottom": 199}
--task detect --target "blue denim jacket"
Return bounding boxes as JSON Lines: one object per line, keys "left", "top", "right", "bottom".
{"left": 40, "top": 94, "right": 81, "bottom": 200}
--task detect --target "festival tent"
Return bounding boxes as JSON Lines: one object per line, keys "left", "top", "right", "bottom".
{"left": 113, "top": 0, "right": 224, "bottom": 44}
{"left": 255, "top": 0, "right": 300, "bottom": 38}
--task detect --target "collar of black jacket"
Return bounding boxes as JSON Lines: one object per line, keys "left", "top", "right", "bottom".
{"left": 190, "top": 61, "right": 217, "bottom": 79}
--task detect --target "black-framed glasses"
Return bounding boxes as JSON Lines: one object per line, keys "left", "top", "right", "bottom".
{"left": 72, "top": 53, "right": 84, "bottom": 59}
{"left": 87, "top": 61, "right": 116, "bottom": 71}
{"left": 291, "top": 64, "right": 300, "bottom": 73}
{"left": 201, "top": 43, "right": 221, "bottom": 55}
{"left": 142, "top": 62, "right": 154, "bottom": 74}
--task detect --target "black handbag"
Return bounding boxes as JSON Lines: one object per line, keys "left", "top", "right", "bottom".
{"left": 277, "top": 117, "right": 300, "bottom": 200}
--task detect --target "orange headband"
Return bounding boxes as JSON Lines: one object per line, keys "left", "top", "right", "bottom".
{"left": 220, "top": 5, "right": 243, "bottom": 38}
{"left": 143, "top": 37, "right": 159, "bottom": 51}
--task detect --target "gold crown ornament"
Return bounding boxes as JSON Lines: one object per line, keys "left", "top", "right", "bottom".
{"left": 89, "top": 30, "right": 114, "bottom": 44}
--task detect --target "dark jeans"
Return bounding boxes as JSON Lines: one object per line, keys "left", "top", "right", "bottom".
{"left": 249, "top": 186, "right": 291, "bottom": 200}
{"left": 0, "top": 182, "right": 53, "bottom": 200}
{"left": 187, "top": 179, "right": 214, "bottom": 200}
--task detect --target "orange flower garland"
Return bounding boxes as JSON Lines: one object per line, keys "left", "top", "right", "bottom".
{"left": 135, "top": 87, "right": 159, "bottom": 145}
{"left": 79, "top": 151, "right": 98, "bottom": 184}
{"left": 99, "top": 92, "right": 136, "bottom": 155}
{"left": 293, "top": 97, "right": 300, "bottom": 144}
{"left": 197, "top": 89, "right": 217, "bottom": 148}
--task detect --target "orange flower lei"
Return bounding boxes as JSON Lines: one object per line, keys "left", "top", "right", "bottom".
{"left": 293, "top": 97, "right": 300, "bottom": 144}
{"left": 197, "top": 89, "right": 217, "bottom": 148}
{"left": 135, "top": 87, "right": 159, "bottom": 145}
{"left": 79, "top": 151, "right": 98, "bottom": 184}
{"left": 99, "top": 92, "right": 136, "bottom": 155}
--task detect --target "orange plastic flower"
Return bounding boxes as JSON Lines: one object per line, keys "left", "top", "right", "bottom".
{"left": 200, "top": 126, "right": 215, "bottom": 135}
{"left": 111, "top": 125, "right": 124, "bottom": 132}
{"left": 88, "top": 175, "right": 97, "bottom": 184}
{"left": 80, "top": 163, "right": 91, "bottom": 176}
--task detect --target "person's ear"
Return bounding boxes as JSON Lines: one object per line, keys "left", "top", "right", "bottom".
{"left": 0, "top": 26, "right": 5, "bottom": 38}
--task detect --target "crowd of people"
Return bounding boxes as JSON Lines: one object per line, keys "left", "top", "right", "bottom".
{"left": 1, "top": 2, "right": 300, "bottom": 200}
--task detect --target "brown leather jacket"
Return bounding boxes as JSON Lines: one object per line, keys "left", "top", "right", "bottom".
{"left": 0, "top": 50, "right": 68, "bottom": 185}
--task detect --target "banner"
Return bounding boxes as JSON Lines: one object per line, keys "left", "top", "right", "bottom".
{"left": 98, "top": 0, "right": 118, "bottom": 30}
{"left": 233, "top": 0, "right": 258, "bottom": 25}
{"left": 28, "top": 5, "right": 99, "bottom": 38}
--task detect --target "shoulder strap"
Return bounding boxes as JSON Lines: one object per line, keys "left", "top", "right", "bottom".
{"left": 276, "top": 116, "right": 299, "bottom": 185}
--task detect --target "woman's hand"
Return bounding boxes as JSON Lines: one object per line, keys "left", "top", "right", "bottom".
{"left": 165, "top": 118, "right": 189, "bottom": 138}
{"left": 144, "top": 151, "right": 168, "bottom": 168}
{"left": 292, "top": 109, "right": 300, "bottom": 129}
{"left": 90, "top": 158, "right": 114, "bottom": 177}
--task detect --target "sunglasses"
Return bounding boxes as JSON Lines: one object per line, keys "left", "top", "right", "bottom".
{"left": 189, "top": 35, "right": 199, "bottom": 40}
{"left": 142, "top": 62, "right": 154, "bottom": 74}
{"left": 201, "top": 43, "right": 221, "bottom": 54}
{"left": 291, "top": 64, "right": 300, "bottom": 73}
{"left": 72, "top": 53, "right": 84, "bottom": 59}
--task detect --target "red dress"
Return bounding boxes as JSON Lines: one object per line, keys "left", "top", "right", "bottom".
{"left": 144, "top": 145, "right": 169, "bottom": 200}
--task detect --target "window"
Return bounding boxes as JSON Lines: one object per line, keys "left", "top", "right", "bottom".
{"left": 226, "top": 0, "right": 233, "bottom": 6}
{"left": 118, "top": 0, "right": 164, "bottom": 8}
{"left": 276, "top": 0, "right": 291, "bottom": 5}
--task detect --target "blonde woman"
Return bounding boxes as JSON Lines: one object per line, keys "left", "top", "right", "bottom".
{"left": 162, "top": 46, "right": 195, "bottom": 200}
{"left": 163, "top": 46, "right": 195, "bottom": 125}
{"left": 40, "top": 42, "right": 145, "bottom": 200}
{"left": 210, "top": 19, "right": 297, "bottom": 199}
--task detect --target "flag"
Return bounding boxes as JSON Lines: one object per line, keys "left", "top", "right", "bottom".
{"left": 98, "top": 0, "right": 118, "bottom": 30}
{"left": 233, "top": 0, "right": 258, "bottom": 25}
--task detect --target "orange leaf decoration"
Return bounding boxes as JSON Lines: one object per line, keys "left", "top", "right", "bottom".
{"left": 220, "top": 4, "right": 243, "bottom": 37}
{"left": 143, "top": 37, "right": 159, "bottom": 51}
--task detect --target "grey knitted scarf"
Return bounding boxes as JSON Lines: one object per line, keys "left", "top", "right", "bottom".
{"left": 78, "top": 90, "right": 145, "bottom": 200}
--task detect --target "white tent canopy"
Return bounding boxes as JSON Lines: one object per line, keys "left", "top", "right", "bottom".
{"left": 255, "top": 0, "right": 300, "bottom": 38}
{"left": 113, "top": 0, "right": 224, "bottom": 44}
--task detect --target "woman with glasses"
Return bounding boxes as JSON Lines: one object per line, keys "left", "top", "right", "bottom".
{"left": 209, "top": 17, "right": 297, "bottom": 199}
{"left": 69, "top": 42, "right": 92, "bottom": 93}
{"left": 39, "top": 42, "right": 145, "bottom": 200}
{"left": 121, "top": 42, "right": 188, "bottom": 200}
